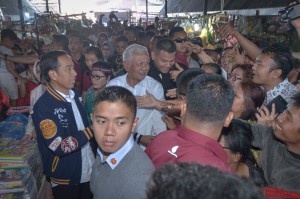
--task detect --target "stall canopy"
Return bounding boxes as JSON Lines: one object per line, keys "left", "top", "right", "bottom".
{"left": 160, "top": 0, "right": 291, "bottom": 15}
{"left": 0, "top": 0, "right": 37, "bottom": 16}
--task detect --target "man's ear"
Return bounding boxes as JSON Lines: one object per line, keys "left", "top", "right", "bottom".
{"left": 48, "top": 70, "right": 57, "bottom": 81}
{"left": 224, "top": 111, "right": 234, "bottom": 127}
{"left": 180, "top": 100, "right": 186, "bottom": 119}
{"left": 131, "top": 117, "right": 139, "bottom": 132}
{"left": 272, "top": 68, "right": 282, "bottom": 79}
{"left": 123, "top": 61, "right": 130, "bottom": 72}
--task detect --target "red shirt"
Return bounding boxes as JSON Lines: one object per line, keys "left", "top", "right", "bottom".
{"left": 82, "top": 70, "right": 92, "bottom": 92}
{"left": 145, "top": 126, "right": 232, "bottom": 172}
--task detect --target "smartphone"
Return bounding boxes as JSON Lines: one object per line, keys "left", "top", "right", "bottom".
{"left": 266, "top": 95, "right": 288, "bottom": 115}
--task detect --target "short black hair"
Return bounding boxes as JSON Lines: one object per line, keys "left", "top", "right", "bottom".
{"left": 52, "top": 34, "right": 69, "bottom": 51}
{"left": 168, "top": 27, "right": 185, "bottom": 39}
{"left": 147, "top": 163, "right": 263, "bottom": 199}
{"left": 0, "top": 29, "right": 19, "bottom": 41}
{"left": 291, "top": 91, "right": 300, "bottom": 108}
{"left": 176, "top": 68, "right": 204, "bottom": 96}
{"left": 186, "top": 74, "right": 233, "bottom": 124}
{"left": 262, "top": 43, "right": 294, "bottom": 80}
{"left": 40, "top": 50, "right": 68, "bottom": 83}
{"left": 85, "top": 46, "right": 103, "bottom": 61}
{"left": 116, "top": 35, "right": 129, "bottom": 44}
{"left": 154, "top": 38, "right": 176, "bottom": 54}
{"left": 94, "top": 86, "right": 137, "bottom": 118}
{"left": 202, "top": 63, "right": 222, "bottom": 75}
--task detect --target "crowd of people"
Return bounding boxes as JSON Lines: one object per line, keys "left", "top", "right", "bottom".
{"left": 0, "top": 6, "right": 300, "bottom": 199}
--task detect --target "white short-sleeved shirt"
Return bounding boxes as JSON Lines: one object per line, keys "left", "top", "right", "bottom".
{"left": 107, "top": 74, "right": 167, "bottom": 136}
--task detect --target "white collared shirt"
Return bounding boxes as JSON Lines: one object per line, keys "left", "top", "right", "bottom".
{"left": 57, "top": 89, "right": 95, "bottom": 184}
{"left": 97, "top": 134, "right": 134, "bottom": 169}
{"left": 107, "top": 74, "right": 167, "bottom": 137}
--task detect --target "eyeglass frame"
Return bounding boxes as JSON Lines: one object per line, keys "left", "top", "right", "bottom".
{"left": 90, "top": 74, "right": 106, "bottom": 80}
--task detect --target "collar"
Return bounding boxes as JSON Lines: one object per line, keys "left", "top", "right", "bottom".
{"left": 177, "top": 125, "right": 227, "bottom": 160}
{"left": 97, "top": 134, "right": 134, "bottom": 170}
{"left": 124, "top": 73, "right": 145, "bottom": 89}
{"left": 56, "top": 89, "right": 75, "bottom": 102}
{"left": 47, "top": 85, "right": 66, "bottom": 102}
{"left": 267, "top": 78, "right": 290, "bottom": 92}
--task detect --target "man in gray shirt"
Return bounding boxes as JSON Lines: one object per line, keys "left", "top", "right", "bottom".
{"left": 90, "top": 86, "right": 154, "bottom": 199}
{"left": 251, "top": 92, "right": 300, "bottom": 192}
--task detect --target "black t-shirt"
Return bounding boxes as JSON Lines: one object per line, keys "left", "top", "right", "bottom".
{"left": 147, "top": 60, "right": 185, "bottom": 99}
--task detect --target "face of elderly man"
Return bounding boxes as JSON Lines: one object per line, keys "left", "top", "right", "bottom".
{"left": 124, "top": 51, "right": 150, "bottom": 87}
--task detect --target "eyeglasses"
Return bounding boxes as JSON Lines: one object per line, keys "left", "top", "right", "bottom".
{"left": 91, "top": 74, "right": 106, "bottom": 80}
{"left": 173, "top": 38, "right": 190, "bottom": 43}
{"left": 227, "top": 73, "right": 243, "bottom": 81}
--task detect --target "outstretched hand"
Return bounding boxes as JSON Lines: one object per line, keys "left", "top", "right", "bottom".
{"left": 136, "top": 90, "right": 159, "bottom": 109}
{"left": 170, "top": 63, "right": 183, "bottom": 82}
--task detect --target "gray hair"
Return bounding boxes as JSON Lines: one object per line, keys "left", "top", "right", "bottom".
{"left": 123, "top": 44, "right": 149, "bottom": 63}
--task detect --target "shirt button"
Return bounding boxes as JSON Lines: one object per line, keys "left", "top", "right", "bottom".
{"left": 110, "top": 158, "right": 117, "bottom": 165}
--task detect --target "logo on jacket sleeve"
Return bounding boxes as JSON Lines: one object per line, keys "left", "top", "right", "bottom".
{"left": 168, "top": 146, "right": 179, "bottom": 158}
{"left": 49, "top": 136, "right": 62, "bottom": 152}
{"left": 61, "top": 136, "right": 78, "bottom": 153}
{"left": 40, "top": 119, "right": 57, "bottom": 139}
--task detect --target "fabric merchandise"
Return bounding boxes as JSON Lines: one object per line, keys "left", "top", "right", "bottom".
{"left": 264, "top": 78, "right": 297, "bottom": 106}
{"left": 107, "top": 74, "right": 167, "bottom": 138}
{"left": 251, "top": 124, "right": 300, "bottom": 192}
{"left": 145, "top": 126, "right": 232, "bottom": 172}
{"left": 32, "top": 86, "right": 95, "bottom": 186}
{"left": 90, "top": 137, "right": 154, "bottom": 199}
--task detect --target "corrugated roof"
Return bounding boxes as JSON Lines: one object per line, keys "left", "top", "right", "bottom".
{"left": 160, "top": 0, "right": 290, "bottom": 14}
{"left": 0, "top": 0, "right": 38, "bottom": 16}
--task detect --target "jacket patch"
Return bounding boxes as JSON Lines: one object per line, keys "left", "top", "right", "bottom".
{"left": 40, "top": 119, "right": 57, "bottom": 139}
{"left": 49, "top": 136, "right": 62, "bottom": 151}
{"left": 61, "top": 136, "right": 78, "bottom": 153}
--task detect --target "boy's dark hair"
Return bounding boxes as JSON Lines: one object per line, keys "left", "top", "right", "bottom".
{"left": 40, "top": 50, "right": 68, "bottom": 83}
{"left": 154, "top": 38, "right": 176, "bottom": 54}
{"left": 176, "top": 68, "right": 204, "bottom": 96}
{"left": 116, "top": 35, "right": 129, "bottom": 44}
{"left": 202, "top": 63, "right": 222, "bottom": 75}
{"left": 186, "top": 74, "right": 233, "bottom": 124}
{"left": 262, "top": 43, "right": 294, "bottom": 80}
{"left": 147, "top": 162, "right": 263, "bottom": 199}
{"left": 94, "top": 86, "right": 137, "bottom": 118}
{"left": 168, "top": 27, "right": 185, "bottom": 39}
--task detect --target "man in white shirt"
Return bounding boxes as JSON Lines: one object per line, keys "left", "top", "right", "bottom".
{"left": 252, "top": 45, "right": 297, "bottom": 105}
{"left": 107, "top": 44, "right": 167, "bottom": 148}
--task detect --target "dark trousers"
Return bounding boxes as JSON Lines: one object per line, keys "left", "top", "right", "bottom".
{"left": 52, "top": 181, "right": 92, "bottom": 199}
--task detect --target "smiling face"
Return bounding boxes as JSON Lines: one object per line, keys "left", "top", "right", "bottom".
{"left": 152, "top": 50, "right": 176, "bottom": 73}
{"left": 272, "top": 106, "right": 300, "bottom": 148}
{"left": 228, "top": 68, "right": 244, "bottom": 86}
{"left": 92, "top": 100, "right": 138, "bottom": 156}
{"left": 49, "top": 54, "right": 77, "bottom": 95}
{"left": 124, "top": 52, "right": 150, "bottom": 86}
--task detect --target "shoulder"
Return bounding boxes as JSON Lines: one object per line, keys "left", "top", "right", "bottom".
{"left": 144, "top": 76, "right": 163, "bottom": 89}
{"left": 107, "top": 75, "right": 126, "bottom": 86}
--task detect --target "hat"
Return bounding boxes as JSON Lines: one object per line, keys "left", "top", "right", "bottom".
{"left": 1, "top": 29, "right": 19, "bottom": 41}
{"left": 92, "top": 61, "right": 113, "bottom": 75}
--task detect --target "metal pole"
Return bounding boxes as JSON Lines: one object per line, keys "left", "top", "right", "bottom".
{"left": 146, "top": 0, "right": 148, "bottom": 24}
{"left": 17, "top": 0, "right": 25, "bottom": 34}
{"left": 203, "top": 0, "right": 208, "bottom": 15}
{"left": 46, "top": 0, "right": 49, "bottom": 13}
{"left": 58, "top": 0, "right": 61, "bottom": 13}
{"left": 165, "top": 0, "right": 168, "bottom": 18}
